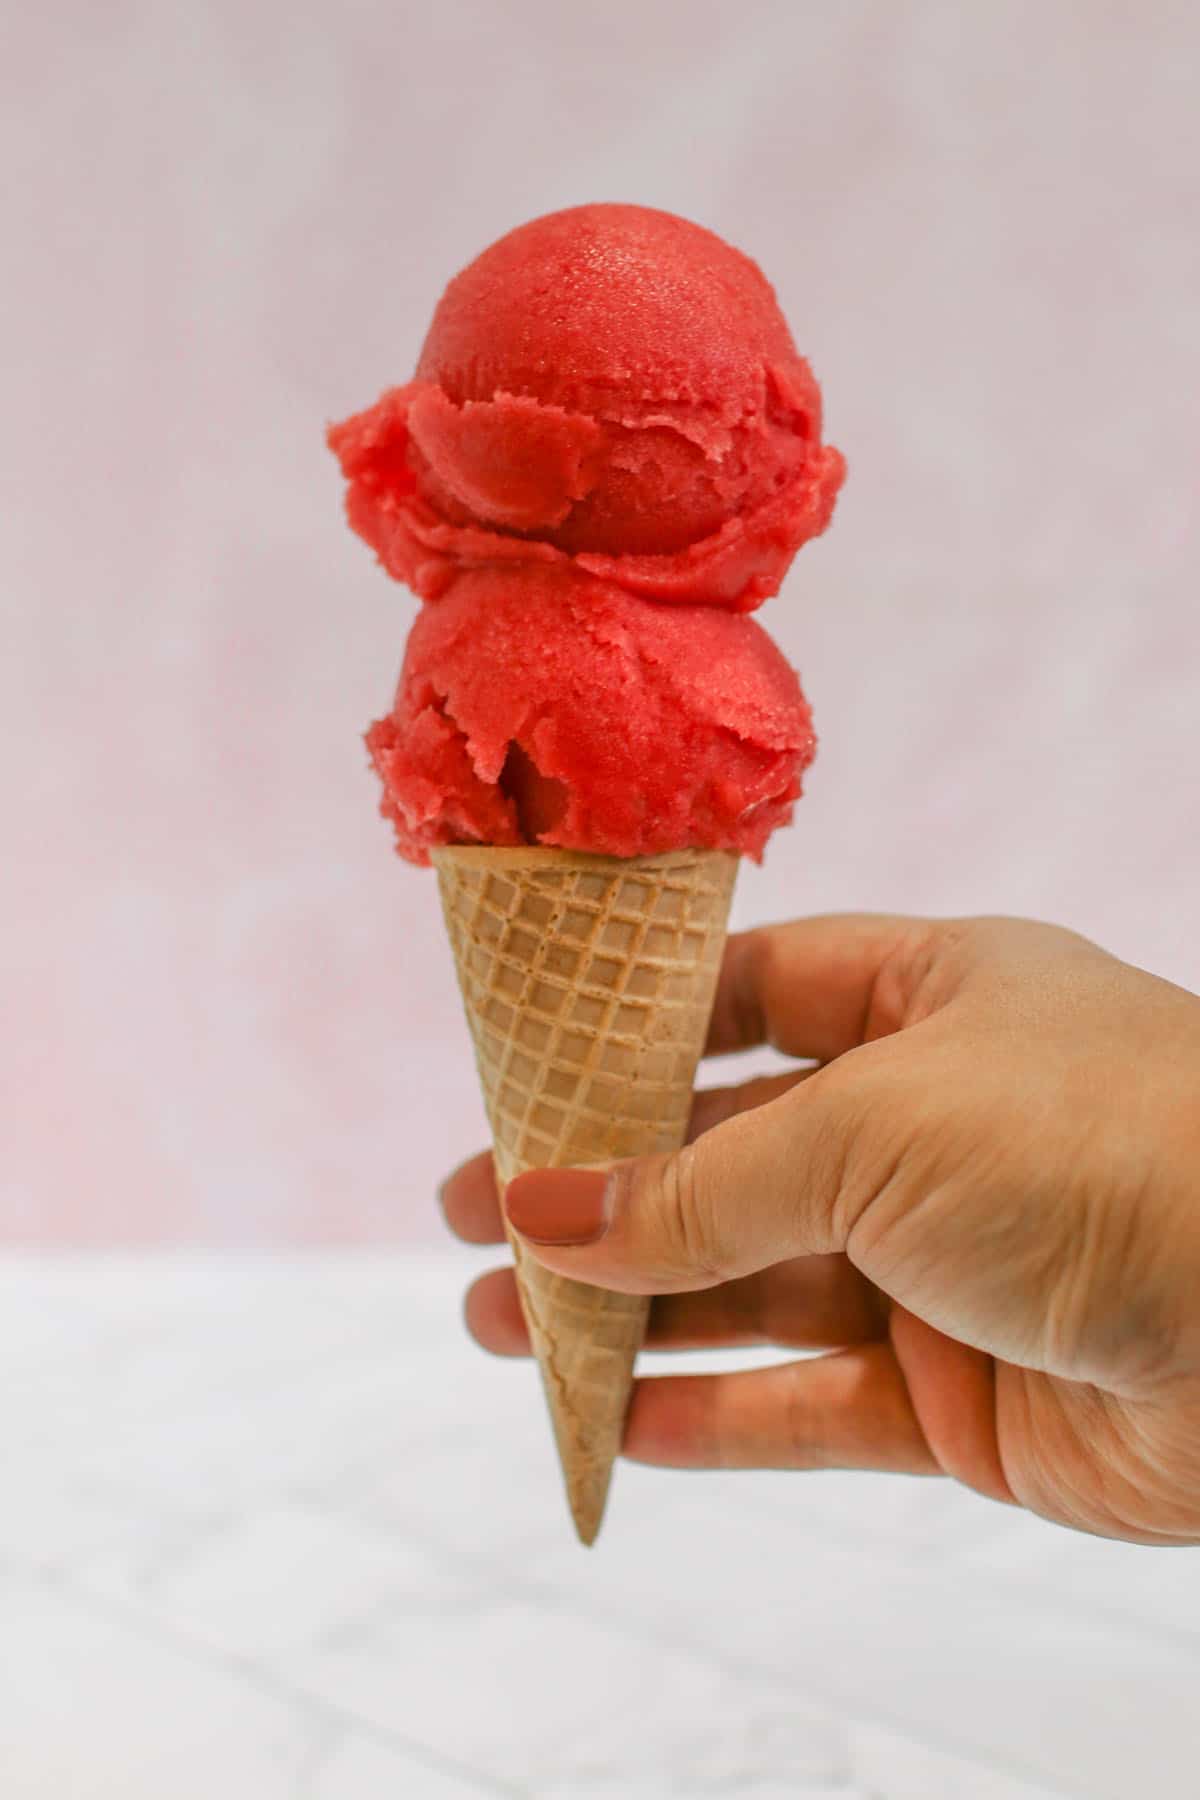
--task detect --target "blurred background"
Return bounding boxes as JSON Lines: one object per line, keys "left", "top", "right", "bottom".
{"left": 3, "top": 0, "right": 1198, "bottom": 1245}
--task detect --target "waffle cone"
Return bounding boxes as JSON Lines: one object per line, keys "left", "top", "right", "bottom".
{"left": 432, "top": 844, "right": 737, "bottom": 1543}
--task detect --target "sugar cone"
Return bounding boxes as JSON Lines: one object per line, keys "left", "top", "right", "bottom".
{"left": 432, "top": 844, "right": 737, "bottom": 1543}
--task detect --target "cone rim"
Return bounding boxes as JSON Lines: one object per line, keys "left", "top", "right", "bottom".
{"left": 431, "top": 844, "right": 739, "bottom": 875}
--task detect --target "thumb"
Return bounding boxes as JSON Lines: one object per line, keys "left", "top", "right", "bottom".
{"left": 504, "top": 1055, "right": 872, "bottom": 1294}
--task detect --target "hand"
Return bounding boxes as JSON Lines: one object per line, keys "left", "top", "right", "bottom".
{"left": 440, "top": 915, "right": 1200, "bottom": 1544}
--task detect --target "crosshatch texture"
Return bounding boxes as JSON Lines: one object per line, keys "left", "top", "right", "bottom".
{"left": 433, "top": 846, "right": 737, "bottom": 1542}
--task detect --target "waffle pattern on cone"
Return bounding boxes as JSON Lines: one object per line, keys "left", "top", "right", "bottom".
{"left": 433, "top": 847, "right": 737, "bottom": 1543}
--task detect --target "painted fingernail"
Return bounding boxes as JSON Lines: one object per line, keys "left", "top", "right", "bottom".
{"left": 504, "top": 1168, "right": 612, "bottom": 1246}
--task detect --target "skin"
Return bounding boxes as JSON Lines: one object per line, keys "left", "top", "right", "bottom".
{"left": 440, "top": 916, "right": 1200, "bottom": 1544}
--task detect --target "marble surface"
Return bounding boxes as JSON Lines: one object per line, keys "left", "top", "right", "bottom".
{"left": 3, "top": 1255, "right": 1198, "bottom": 1798}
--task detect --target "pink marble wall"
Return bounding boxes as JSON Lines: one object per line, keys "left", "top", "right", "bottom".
{"left": 3, "top": 2, "right": 1197, "bottom": 1243}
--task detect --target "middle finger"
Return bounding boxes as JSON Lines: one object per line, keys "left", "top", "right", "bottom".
{"left": 464, "top": 1255, "right": 887, "bottom": 1358}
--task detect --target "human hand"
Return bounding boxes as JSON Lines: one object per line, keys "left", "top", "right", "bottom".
{"left": 440, "top": 916, "right": 1200, "bottom": 1544}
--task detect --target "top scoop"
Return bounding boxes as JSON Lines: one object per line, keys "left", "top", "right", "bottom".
{"left": 330, "top": 204, "right": 845, "bottom": 612}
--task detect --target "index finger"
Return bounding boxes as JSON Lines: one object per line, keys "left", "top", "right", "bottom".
{"left": 704, "top": 914, "right": 938, "bottom": 1062}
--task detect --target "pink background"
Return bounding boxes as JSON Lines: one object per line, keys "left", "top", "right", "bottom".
{"left": 3, "top": 2, "right": 1197, "bottom": 1244}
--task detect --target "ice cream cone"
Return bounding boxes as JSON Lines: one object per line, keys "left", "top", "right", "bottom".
{"left": 432, "top": 844, "right": 737, "bottom": 1544}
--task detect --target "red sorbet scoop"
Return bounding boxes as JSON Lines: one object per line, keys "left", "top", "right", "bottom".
{"left": 328, "top": 204, "right": 845, "bottom": 863}
{"left": 329, "top": 204, "right": 845, "bottom": 612}
{"left": 366, "top": 569, "right": 816, "bottom": 865}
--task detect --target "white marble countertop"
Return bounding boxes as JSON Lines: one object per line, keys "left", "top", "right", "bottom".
{"left": 2, "top": 1254, "right": 1198, "bottom": 1799}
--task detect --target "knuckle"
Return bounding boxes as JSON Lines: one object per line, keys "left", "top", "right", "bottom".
{"left": 654, "top": 1145, "right": 727, "bottom": 1286}
{"left": 804, "top": 1047, "right": 907, "bottom": 1245}
{"left": 874, "top": 920, "right": 958, "bottom": 1027}
{"left": 745, "top": 930, "right": 787, "bottom": 1050}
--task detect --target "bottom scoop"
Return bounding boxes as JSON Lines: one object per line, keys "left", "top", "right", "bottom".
{"left": 367, "top": 570, "right": 816, "bottom": 864}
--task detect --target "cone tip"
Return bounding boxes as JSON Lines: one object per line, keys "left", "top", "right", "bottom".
{"left": 567, "top": 1470, "right": 612, "bottom": 1546}
{"left": 572, "top": 1505, "right": 604, "bottom": 1548}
